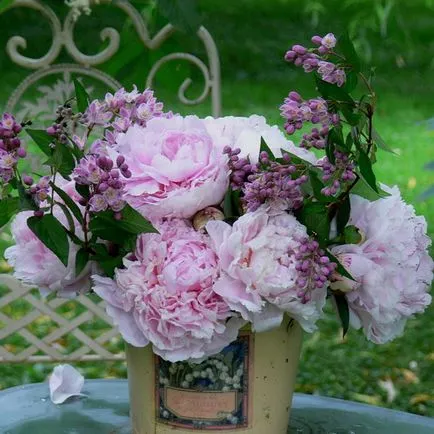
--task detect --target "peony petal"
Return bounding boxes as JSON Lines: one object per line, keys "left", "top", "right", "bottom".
{"left": 49, "top": 364, "right": 85, "bottom": 404}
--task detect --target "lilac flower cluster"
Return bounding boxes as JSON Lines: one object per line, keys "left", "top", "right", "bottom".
{"left": 46, "top": 104, "right": 74, "bottom": 144}
{"left": 223, "top": 146, "right": 252, "bottom": 190}
{"left": 318, "top": 151, "right": 356, "bottom": 196}
{"left": 280, "top": 91, "right": 337, "bottom": 138}
{"left": 73, "top": 154, "right": 131, "bottom": 214}
{"left": 242, "top": 151, "right": 308, "bottom": 212}
{"left": 285, "top": 33, "right": 346, "bottom": 87}
{"left": 294, "top": 238, "right": 336, "bottom": 304}
{"left": 28, "top": 176, "right": 50, "bottom": 205}
{"left": 0, "top": 114, "right": 25, "bottom": 183}
{"left": 80, "top": 86, "right": 166, "bottom": 147}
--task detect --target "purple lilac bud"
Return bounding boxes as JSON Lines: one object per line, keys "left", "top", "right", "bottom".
{"left": 318, "top": 151, "right": 356, "bottom": 196}
{"left": 293, "top": 237, "right": 337, "bottom": 304}
{"left": 23, "top": 175, "right": 33, "bottom": 186}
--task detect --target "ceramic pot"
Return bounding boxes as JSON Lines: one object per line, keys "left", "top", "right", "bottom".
{"left": 126, "top": 317, "right": 303, "bottom": 434}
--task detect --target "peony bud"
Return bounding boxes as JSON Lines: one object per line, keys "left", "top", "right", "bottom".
{"left": 193, "top": 207, "right": 225, "bottom": 231}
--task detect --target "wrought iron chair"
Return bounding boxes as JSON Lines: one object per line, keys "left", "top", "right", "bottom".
{"left": 0, "top": 0, "right": 221, "bottom": 364}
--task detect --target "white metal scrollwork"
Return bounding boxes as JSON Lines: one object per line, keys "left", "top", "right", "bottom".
{"left": 2, "top": 0, "right": 222, "bottom": 116}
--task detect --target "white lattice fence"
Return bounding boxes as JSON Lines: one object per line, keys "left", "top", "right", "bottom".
{"left": 0, "top": 274, "right": 123, "bottom": 363}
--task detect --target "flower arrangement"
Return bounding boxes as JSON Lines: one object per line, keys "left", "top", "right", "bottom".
{"left": 1, "top": 32, "right": 433, "bottom": 365}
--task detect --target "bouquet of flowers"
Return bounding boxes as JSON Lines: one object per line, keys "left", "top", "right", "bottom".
{"left": 1, "top": 32, "right": 433, "bottom": 363}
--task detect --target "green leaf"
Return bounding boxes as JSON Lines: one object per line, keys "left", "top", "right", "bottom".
{"left": 73, "top": 78, "right": 90, "bottom": 114}
{"left": 343, "top": 225, "right": 362, "bottom": 244}
{"left": 25, "top": 129, "right": 53, "bottom": 156}
{"left": 338, "top": 32, "right": 361, "bottom": 73}
{"left": 17, "top": 183, "right": 38, "bottom": 211}
{"left": 91, "top": 243, "right": 123, "bottom": 278}
{"left": 341, "top": 105, "right": 361, "bottom": 126}
{"left": 334, "top": 293, "right": 350, "bottom": 337}
{"left": 344, "top": 70, "right": 358, "bottom": 93}
{"left": 344, "top": 132, "right": 354, "bottom": 152}
{"left": 75, "top": 248, "right": 89, "bottom": 276}
{"left": 55, "top": 201, "right": 75, "bottom": 234}
{"left": 372, "top": 128, "right": 396, "bottom": 154}
{"left": 47, "top": 145, "right": 75, "bottom": 179}
{"left": 336, "top": 196, "right": 350, "bottom": 234}
{"left": 325, "top": 250, "right": 355, "bottom": 281}
{"left": 50, "top": 181, "right": 84, "bottom": 224}
{"left": 75, "top": 184, "right": 90, "bottom": 199}
{"left": 315, "top": 75, "right": 354, "bottom": 104}
{"left": 296, "top": 202, "right": 330, "bottom": 246}
{"left": 157, "top": 0, "right": 202, "bottom": 33}
{"left": 89, "top": 217, "right": 131, "bottom": 243}
{"left": 259, "top": 137, "right": 276, "bottom": 160}
{"left": 358, "top": 149, "right": 378, "bottom": 193}
{"left": 309, "top": 170, "right": 333, "bottom": 203}
{"left": 326, "top": 134, "right": 336, "bottom": 165}
{"left": 27, "top": 214, "right": 69, "bottom": 266}
{"left": 223, "top": 188, "right": 241, "bottom": 220}
{"left": 119, "top": 205, "right": 158, "bottom": 234}
{"left": 351, "top": 177, "right": 386, "bottom": 201}
{"left": 0, "top": 196, "right": 19, "bottom": 227}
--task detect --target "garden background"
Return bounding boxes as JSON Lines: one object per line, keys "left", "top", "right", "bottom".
{"left": 0, "top": 0, "right": 433, "bottom": 417}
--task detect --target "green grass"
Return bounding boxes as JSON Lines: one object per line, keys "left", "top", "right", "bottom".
{"left": 0, "top": 0, "right": 433, "bottom": 418}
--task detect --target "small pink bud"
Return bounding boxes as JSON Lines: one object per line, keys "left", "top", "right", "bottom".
{"left": 34, "top": 210, "right": 44, "bottom": 217}
{"left": 311, "top": 35, "right": 323, "bottom": 45}
{"left": 114, "top": 212, "right": 122, "bottom": 221}
{"left": 116, "top": 155, "right": 125, "bottom": 166}
{"left": 17, "top": 148, "right": 26, "bottom": 158}
{"left": 292, "top": 44, "right": 307, "bottom": 55}
{"left": 46, "top": 125, "right": 57, "bottom": 135}
{"left": 23, "top": 175, "right": 33, "bottom": 185}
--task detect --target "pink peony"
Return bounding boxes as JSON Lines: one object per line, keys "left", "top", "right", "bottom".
{"left": 93, "top": 220, "right": 244, "bottom": 362}
{"left": 206, "top": 206, "right": 328, "bottom": 332}
{"left": 204, "top": 114, "right": 317, "bottom": 165}
{"left": 109, "top": 116, "right": 230, "bottom": 221}
{"left": 5, "top": 210, "right": 92, "bottom": 297}
{"left": 331, "top": 187, "right": 433, "bottom": 343}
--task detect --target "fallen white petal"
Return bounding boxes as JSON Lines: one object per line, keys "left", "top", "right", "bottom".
{"left": 378, "top": 378, "right": 398, "bottom": 403}
{"left": 49, "top": 364, "right": 85, "bottom": 404}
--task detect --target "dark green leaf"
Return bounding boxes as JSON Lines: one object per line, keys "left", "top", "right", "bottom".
{"left": 338, "top": 32, "right": 361, "bottom": 73}
{"left": 326, "top": 135, "right": 336, "bottom": 165}
{"left": 75, "top": 248, "right": 89, "bottom": 276}
{"left": 309, "top": 170, "right": 333, "bottom": 203}
{"left": 25, "top": 129, "right": 53, "bottom": 156}
{"left": 27, "top": 214, "right": 69, "bottom": 266}
{"left": 47, "top": 145, "right": 75, "bottom": 179}
{"left": 91, "top": 243, "right": 123, "bottom": 278}
{"left": 325, "top": 250, "right": 355, "bottom": 281}
{"left": 336, "top": 196, "right": 350, "bottom": 234}
{"left": 17, "top": 183, "right": 38, "bottom": 211}
{"left": 223, "top": 189, "right": 234, "bottom": 219}
{"left": 73, "top": 78, "right": 90, "bottom": 114}
{"left": 334, "top": 293, "right": 350, "bottom": 337}
{"left": 341, "top": 104, "right": 361, "bottom": 126}
{"left": 358, "top": 149, "right": 378, "bottom": 193}
{"left": 372, "top": 128, "right": 396, "bottom": 154}
{"left": 296, "top": 202, "right": 330, "bottom": 246}
{"left": 0, "top": 196, "right": 19, "bottom": 227}
{"left": 75, "top": 184, "right": 90, "bottom": 199}
{"left": 315, "top": 75, "right": 354, "bottom": 104}
{"left": 259, "top": 137, "right": 276, "bottom": 161}
{"left": 89, "top": 217, "right": 131, "bottom": 243}
{"left": 119, "top": 205, "right": 158, "bottom": 234}
{"left": 157, "top": 0, "right": 202, "bottom": 33}
{"left": 344, "top": 132, "right": 353, "bottom": 152}
{"left": 344, "top": 70, "right": 358, "bottom": 93}
{"left": 55, "top": 201, "right": 75, "bottom": 234}
{"left": 50, "top": 181, "right": 84, "bottom": 224}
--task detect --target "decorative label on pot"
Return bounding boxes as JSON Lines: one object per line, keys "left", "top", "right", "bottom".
{"left": 155, "top": 333, "right": 253, "bottom": 430}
